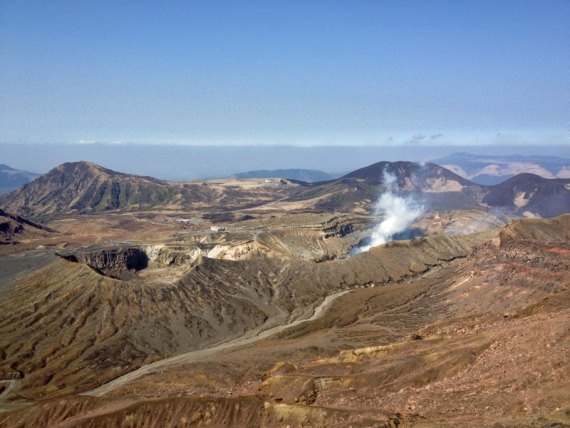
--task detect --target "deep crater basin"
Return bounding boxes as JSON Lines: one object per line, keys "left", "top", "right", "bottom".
{"left": 349, "top": 227, "right": 426, "bottom": 256}
{"left": 57, "top": 246, "right": 148, "bottom": 280}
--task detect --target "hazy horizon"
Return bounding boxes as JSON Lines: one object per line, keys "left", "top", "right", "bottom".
{"left": 1, "top": 1, "right": 568, "bottom": 149}
{"left": 2, "top": 143, "right": 569, "bottom": 181}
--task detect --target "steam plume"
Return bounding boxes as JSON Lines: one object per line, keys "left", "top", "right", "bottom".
{"left": 354, "top": 170, "right": 423, "bottom": 253}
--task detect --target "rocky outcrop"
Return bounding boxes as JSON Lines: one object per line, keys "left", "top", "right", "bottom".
{"left": 145, "top": 244, "right": 202, "bottom": 267}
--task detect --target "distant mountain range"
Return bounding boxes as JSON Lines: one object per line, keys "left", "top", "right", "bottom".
{"left": 292, "top": 161, "right": 483, "bottom": 213}
{"left": 483, "top": 173, "right": 570, "bottom": 218}
{"left": 0, "top": 161, "right": 297, "bottom": 219}
{"left": 0, "top": 164, "right": 40, "bottom": 195}
{"left": 0, "top": 162, "right": 179, "bottom": 217}
{"left": 433, "top": 152, "right": 570, "bottom": 185}
{"left": 233, "top": 169, "right": 339, "bottom": 182}
{"left": 0, "top": 160, "right": 568, "bottom": 219}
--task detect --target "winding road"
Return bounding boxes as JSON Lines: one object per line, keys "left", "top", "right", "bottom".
{"left": 84, "top": 290, "right": 350, "bottom": 397}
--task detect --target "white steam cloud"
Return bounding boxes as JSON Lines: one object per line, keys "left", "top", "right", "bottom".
{"left": 354, "top": 171, "right": 423, "bottom": 253}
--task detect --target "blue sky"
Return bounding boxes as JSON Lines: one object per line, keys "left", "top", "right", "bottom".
{"left": 1, "top": 0, "right": 568, "bottom": 147}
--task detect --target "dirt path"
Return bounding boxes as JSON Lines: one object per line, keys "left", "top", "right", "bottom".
{"left": 84, "top": 290, "right": 351, "bottom": 397}
{"left": 0, "top": 380, "right": 31, "bottom": 414}
{"left": 0, "top": 380, "right": 17, "bottom": 402}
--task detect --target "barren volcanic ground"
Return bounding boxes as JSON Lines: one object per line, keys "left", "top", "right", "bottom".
{"left": 0, "top": 168, "right": 569, "bottom": 427}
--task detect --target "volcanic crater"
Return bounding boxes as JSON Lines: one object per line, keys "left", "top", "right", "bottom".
{"left": 0, "top": 160, "right": 568, "bottom": 427}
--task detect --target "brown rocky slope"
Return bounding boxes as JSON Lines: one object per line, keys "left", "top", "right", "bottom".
{"left": 0, "top": 161, "right": 298, "bottom": 218}
{"left": 0, "top": 232, "right": 483, "bottom": 402}
{"left": 0, "top": 216, "right": 569, "bottom": 426}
